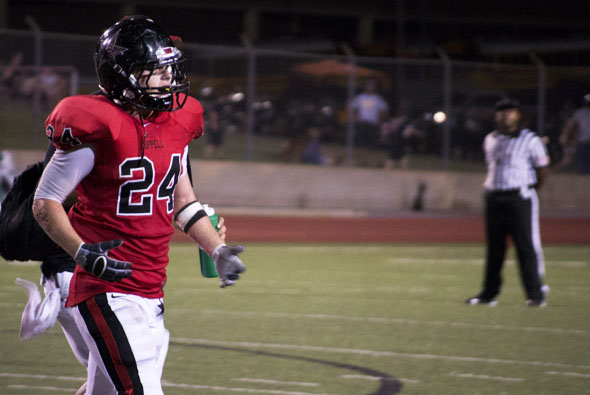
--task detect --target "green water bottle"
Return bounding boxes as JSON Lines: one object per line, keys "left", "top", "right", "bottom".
{"left": 198, "top": 204, "right": 219, "bottom": 278}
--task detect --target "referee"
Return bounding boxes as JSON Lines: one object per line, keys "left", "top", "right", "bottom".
{"left": 466, "top": 98, "right": 550, "bottom": 307}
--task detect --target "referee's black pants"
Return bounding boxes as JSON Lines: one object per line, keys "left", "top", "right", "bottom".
{"left": 482, "top": 189, "right": 545, "bottom": 301}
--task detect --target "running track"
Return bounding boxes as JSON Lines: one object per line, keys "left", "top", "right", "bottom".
{"left": 173, "top": 214, "right": 590, "bottom": 245}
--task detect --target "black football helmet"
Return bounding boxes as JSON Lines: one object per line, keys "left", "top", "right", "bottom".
{"left": 95, "top": 16, "right": 189, "bottom": 111}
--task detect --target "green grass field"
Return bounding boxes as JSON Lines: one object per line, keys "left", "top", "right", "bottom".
{"left": 1, "top": 243, "right": 589, "bottom": 395}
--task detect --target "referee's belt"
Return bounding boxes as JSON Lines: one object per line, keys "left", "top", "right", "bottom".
{"left": 487, "top": 185, "right": 535, "bottom": 196}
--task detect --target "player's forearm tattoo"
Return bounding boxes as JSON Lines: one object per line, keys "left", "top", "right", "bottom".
{"left": 33, "top": 205, "right": 51, "bottom": 232}
{"left": 33, "top": 203, "right": 62, "bottom": 247}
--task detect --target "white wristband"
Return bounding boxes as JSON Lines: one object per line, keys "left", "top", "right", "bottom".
{"left": 174, "top": 201, "right": 205, "bottom": 233}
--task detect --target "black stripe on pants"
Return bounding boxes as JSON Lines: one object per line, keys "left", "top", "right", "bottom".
{"left": 78, "top": 294, "right": 143, "bottom": 395}
{"left": 483, "top": 191, "right": 543, "bottom": 300}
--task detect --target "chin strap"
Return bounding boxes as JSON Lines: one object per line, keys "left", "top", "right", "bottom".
{"left": 139, "top": 111, "right": 148, "bottom": 160}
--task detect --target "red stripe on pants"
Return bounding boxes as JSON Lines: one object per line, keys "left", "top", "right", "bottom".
{"left": 86, "top": 296, "right": 134, "bottom": 393}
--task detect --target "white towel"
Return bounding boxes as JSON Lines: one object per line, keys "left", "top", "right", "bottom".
{"left": 15, "top": 277, "right": 60, "bottom": 340}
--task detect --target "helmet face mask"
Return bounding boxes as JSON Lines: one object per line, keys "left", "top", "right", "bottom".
{"left": 95, "top": 16, "right": 189, "bottom": 112}
{"left": 131, "top": 60, "right": 188, "bottom": 111}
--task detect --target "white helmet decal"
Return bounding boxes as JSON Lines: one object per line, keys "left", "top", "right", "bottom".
{"left": 156, "top": 46, "right": 180, "bottom": 61}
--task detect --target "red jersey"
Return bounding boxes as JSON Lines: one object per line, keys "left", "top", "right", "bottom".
{"left": 45, "top": 94, "right": 203, "bottom": 306}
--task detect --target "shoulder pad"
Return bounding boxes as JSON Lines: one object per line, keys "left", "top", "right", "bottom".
{"left": 45, "top": 95, "right": 127, "bottom": 150}
{"left": 170, "top": 95, "right": 204, "bottom": 139}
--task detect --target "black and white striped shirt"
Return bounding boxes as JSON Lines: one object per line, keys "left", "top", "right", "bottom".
{"left": 483, "top": 128, "right": 550, "bottom": 192}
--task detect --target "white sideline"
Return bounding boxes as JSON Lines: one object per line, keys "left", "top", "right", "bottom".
{"left": 172, "top": 337, "right": 590, "bottom": 370}
{"left": 199, "top": 309, "right": 589, "bottom": 336}
{"left": 449, "top": 372, "right": 525, "bottom": 382}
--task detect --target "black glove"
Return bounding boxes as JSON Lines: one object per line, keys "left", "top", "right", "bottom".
{"left": 212, "top": 245, "right": 246, "bottom": 288}
{"left": 74, "top": 240, "right": 132, "bottom": 282}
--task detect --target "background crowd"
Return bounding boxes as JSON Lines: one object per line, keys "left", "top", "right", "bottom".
{"left": 1, "top": 0, "right": 590, "bottom": 184}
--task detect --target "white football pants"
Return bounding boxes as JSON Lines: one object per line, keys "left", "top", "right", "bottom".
{"left": 71, "top": 292, "right": 169, "bottom": 395}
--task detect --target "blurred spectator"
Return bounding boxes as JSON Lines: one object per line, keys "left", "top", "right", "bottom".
{"left": 285, "top": 99, "right": 316, "bottom": 138}
{"left": 20, "top": 68, "right": 67, "bottom": 110}
{"left": 195, "top": 81, "right": 224, "bottom": 159}
{"left": 301, "top": 127, "right": 332, "bottom": 165}
{"left": 314, "top": 99, "right": 340, "bottom": 143}
{"left": 459, "top": 107, "right": 491, "bottom": 161}
{"left": 253, "top": 96, "right": 277, "bottom": 135}
{"left": 350, "top": 79, "right": 388, "bottom": 149}
{"left": 560, "top": 94, "right": 590, "bottom": 174}
{"left": 39, "top": 69, "right": 67, "bottom": 108}
{"left": 545, "top": 98, "right": 575, "bottom": 168}
{"left": 0, "top": 52, "right": 24, "bottom": 99}
{"left": 380, "top": 101, "right": 411, "bottom": 169}
{"left": 453, "top": 93, "right": 499, "bottom": 161}
{"left": 402, "top": 108, "right": 428, "bottom": 154}
{"left": 204, "top": 105, "right": 225, "bottom": 159}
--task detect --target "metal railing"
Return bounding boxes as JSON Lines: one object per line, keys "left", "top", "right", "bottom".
{"left": 2, "top": 29, "right": 590, "bottom": 172}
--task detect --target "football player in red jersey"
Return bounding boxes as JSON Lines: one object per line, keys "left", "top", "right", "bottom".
{"left": 32, "top": 16, "right": 245, "bottom": 394}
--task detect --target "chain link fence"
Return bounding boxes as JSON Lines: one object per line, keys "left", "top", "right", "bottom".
{"left": 2, "top": 29, "right": 590, "bottom": 172}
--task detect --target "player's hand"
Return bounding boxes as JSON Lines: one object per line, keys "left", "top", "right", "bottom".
{"left": 212, "top": 245, "right": 246, "bottom": 288}
{"left": 74, "top": 240, "right": 132, "bottom": 282}
{"left": 217, "top": 216, "right": 227, "bottom": 243}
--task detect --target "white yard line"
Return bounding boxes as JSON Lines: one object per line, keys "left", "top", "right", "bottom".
{"left": 233, "top": 378, "right": 319, "bottom": 387}
{"left": 388, "top": 258, "right": 484, "bottom": 265}
{"left": 4, "top": 261, "right": 39, "bottom": 266}
{"left": 449, "top": 371, "right": 525, "bottom": 382}
{"left": 191, "top": 283, "right": 433, "bottom": 294}
{"left": 7, "top": 384, "right": 76, "bottom": 392}
{"left": 546, "top": 371, "right": 590, "bottom": 378}
{"left": 388, "top": 258, "right": 588, "bottom": 267}
{"left": 279, "top": 246, "right": 588, "bottom": 267}
{"left": 281, "top": 246, "right": 391, "bottom": 254}
{"left": 0, "top": 373, "right": 85, "bottom": 382}
{"left": 340, "top": 374, "right": 419, "bottom": 384}
{"left": 172, "top": 337, "right": 590, "bottom": 370}
{"left": 199, "top": 309, "right": 589, "bottom": 336}
{"left": 0, "top": 373, "right": 331, "bottom": 395}
{"left": 183, "top": 288, "right": 309, "bottom": 296}
{"left": 162, "top": 381, "right": 333, "bottom": 394}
